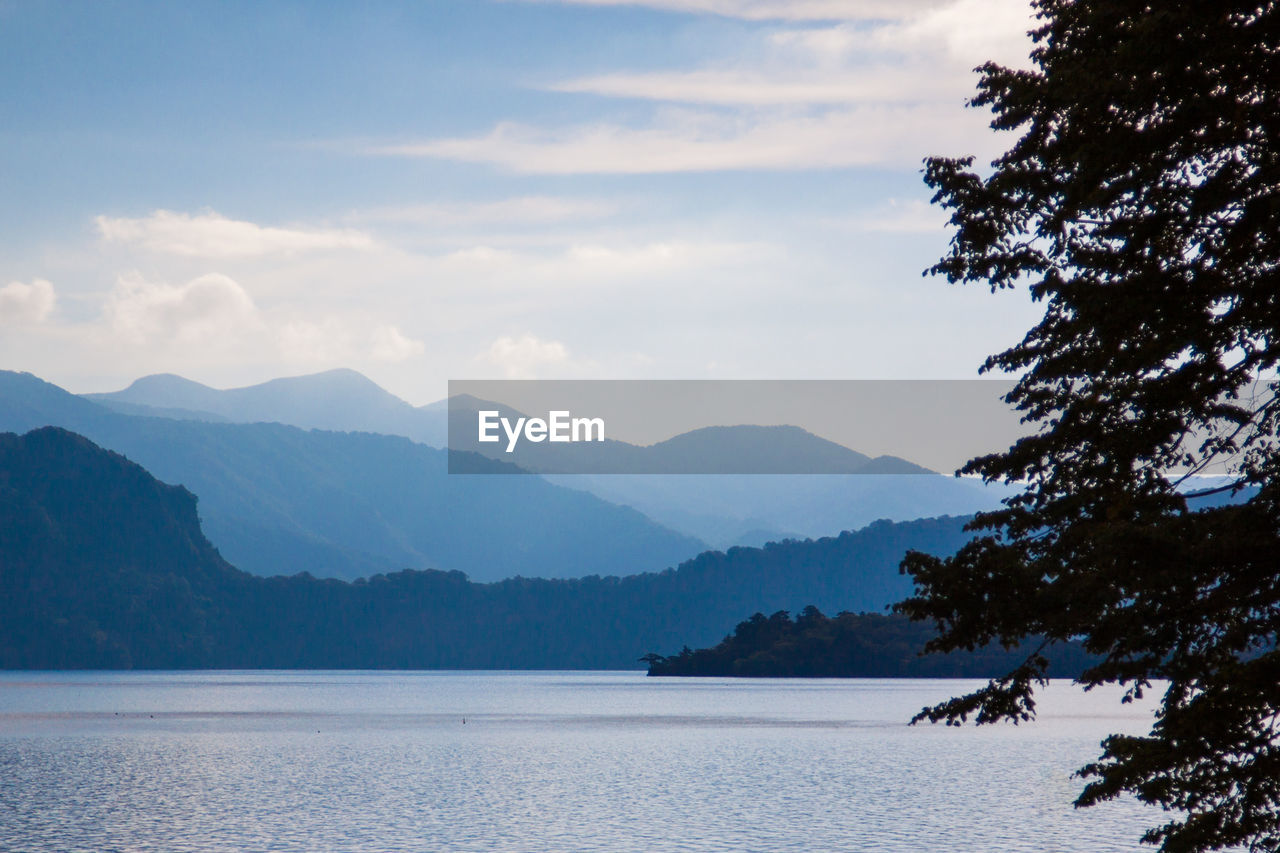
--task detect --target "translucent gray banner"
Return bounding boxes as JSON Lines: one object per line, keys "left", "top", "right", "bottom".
{"left": 446, "top": 380, "right": 1024, "bottom": 475}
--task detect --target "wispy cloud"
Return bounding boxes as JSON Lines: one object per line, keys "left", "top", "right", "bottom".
{"left": 375, "top": 0, "right": 1031, "bottom": 174}
{"left": 552, "top": 0, "right": 1033, "bottom": 106}
{"left": 356, "top": 196, "right": 619, "bottom": 227}
{"left": 376, "top": 104, "right": 988, "bottom": 173}
{"left": 513, "top": 0, "right": 950, "bottom": 22}
{"left": 431, "top": 238, "right": 770, "bottom": 279}
{"left": 96, "top": 210, "right": 377, "bottom": 258}
{"left": 549, "top": 68, "right": 956, "bottom": 105}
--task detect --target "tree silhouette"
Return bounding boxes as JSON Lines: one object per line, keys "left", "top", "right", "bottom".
{"left": 896, "top": 2, "right": 1280, "bottom": 851}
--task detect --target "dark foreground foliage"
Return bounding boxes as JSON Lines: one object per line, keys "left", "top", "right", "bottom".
{"left": 903, "top": 1, "right": 1280, "bottom": 850}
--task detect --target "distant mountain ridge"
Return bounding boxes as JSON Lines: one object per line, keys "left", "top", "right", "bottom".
{"left": 0, "top": 426, "right": 977, "bottom": 669}
{"left": 445, "top": 395, "right": 934, "bottom": 475}
{"left": 91, "top": 370, "right": 934, "bottom": 475}
{"left": 79, "top": 368, "right": 1018, "bottom": 548}
{"left": 87, "top": 368, "right": 448, "bottom": 445}
{"left": 0, "top": 371, "right": 707, "bottom": 582}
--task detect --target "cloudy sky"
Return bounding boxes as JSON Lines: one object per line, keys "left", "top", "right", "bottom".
{"left": 1, "top": 0, "right": 1042, "bottom": 404}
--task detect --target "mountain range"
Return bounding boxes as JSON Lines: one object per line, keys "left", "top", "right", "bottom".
{"left": 0, "top": 370, "right": 705, "bottom": 582}
{"left": 85, "top": 368, "right": 1019, "bottom": 548}
{"left": 0, "top": 426, "right": 978, "bottom": 669}
{"left": 87, "top": 368, "right": 449, "bottom": 444}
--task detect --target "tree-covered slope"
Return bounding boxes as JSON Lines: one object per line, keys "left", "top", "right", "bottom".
{"left": 644, "top": 607, "right": 1095, "bottom": 678}
{"left": 0, "top": 427, "right": 978, "bottom": 670}
{"left": 0, "top": 428, "right": 251, "bottom": 668}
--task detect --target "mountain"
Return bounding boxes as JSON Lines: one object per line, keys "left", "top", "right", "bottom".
{"left": 448, "top": 405, "right": 933, "bottom": 475}
{"left": 0, "top": 426, "right": 978, "bottom": 669}
{"left": 87, "top": 368, "right": 446, "bottom": 445}
{"left": 91, "top": 372, "right": 932, "bottom": 474}
{"left": 0, "top": 371, "right": 707, "bottom": 582}
{"left": 82, "top": 370, "right": 1015, "bottom": 547}
{"left": 0, "top": 427, "right": 250, "bottom": 668}
{"left": 418, "top": 390, "right": 1012, "bottom": 545}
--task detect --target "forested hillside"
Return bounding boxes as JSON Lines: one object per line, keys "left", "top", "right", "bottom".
{"left": 0, "top": 427, "right": 976, "bottom": 670}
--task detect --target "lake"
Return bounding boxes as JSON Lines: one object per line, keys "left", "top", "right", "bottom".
{"left": 0, "top": 671, "right": 1160, "bottom": 852}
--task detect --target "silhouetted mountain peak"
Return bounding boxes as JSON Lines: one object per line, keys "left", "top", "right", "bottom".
{"left": 643, "top": 424, "right": 874, "bottom": 474}
{"left": 123, "top": 372, "right": 216, "bottom": 393}
{"left": 87, "top": 368, "right": 430, "bottom": 437}
{"left": 108, "top": 373, "right": 222, "bottom": 411}
{"left": 0, "top": 426, "right": 244, "bottom": 611}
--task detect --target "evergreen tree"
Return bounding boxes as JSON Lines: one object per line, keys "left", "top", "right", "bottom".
{"left": 897, "top": 3, "right": 1280, "bottom": 850}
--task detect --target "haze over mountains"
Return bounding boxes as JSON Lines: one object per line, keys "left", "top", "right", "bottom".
{"left": 93, "top": 370, "right": 935, "bottom": 475}
{"left": 0, "top": 371, "right": 705, "bottom": 582}
{"left": 542, "top": 472, "right": 1013, "bottom": 548}
{"left": 14, "top": 369, "right": 1229, "bottom": 673}
{"left": 85, "top": 368, "right": 1017, "bottom": 548}
{"left": 446, "top": 393, "right": 936, "bottom": 475}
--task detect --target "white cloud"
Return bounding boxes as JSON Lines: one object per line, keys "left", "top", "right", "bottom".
{"left": 883, "top": 0, "right": 1034, "bottom": 69}
{"left": 370, "top": 325, "right": 426, "bottom": 362}
{"left": 516, "top": 0, "right": 951, "bottom": 22}
{"left": 485, "top": 334, "right": 570, "bottom": 378}
{"left": 105, "top": 272, "right": 264, "bottom": 345}
{"left": 276, "top": 318, "right": 354, "bottom": 363}
{"left": 96, "top": 210, "right": 376, "bottom": 258}
{"left": 550, "top": 68, "right": 956, "bottom": 105}
{"left": 553, "top": 0, "right": 1034, "bottom": 107}
{"left": 426, "top": 239, "right": 767, "bottom": 283}
{"left": 277, "top": 318, "right": 426, "bottom": 365}
{"left": 376, "top": 0, "right": 1031, "bottom": 174}
{"left": 95, "top": 268, "right": 426, "bottom": 367}
{"left": 0, "top": 278, "right": 56, "bottom": 324}
{"left": 440, "top": 245, "right": 521, "bottom": 267}
{"left": 767, "top": 25, "right": 861, "bottom": 63}
{"left": 562, "top": 240, "right": 760, "bottom": 272}
{"left": 358, "top": 196, "right": 619, "bottom": 227}
{"left": 376, "top": 104, "right": 990, "bottom": 173}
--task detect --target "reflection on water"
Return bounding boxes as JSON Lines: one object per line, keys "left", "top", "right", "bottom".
{"left": 0, "top": 672, "right": 1157, "bottom": 852}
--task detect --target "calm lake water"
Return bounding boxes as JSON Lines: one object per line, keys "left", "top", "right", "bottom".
{"left": 0, "top": 671, "right": 1161, "bottom": 852}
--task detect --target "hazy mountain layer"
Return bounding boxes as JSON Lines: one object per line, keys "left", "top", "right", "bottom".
{"left": 1, "top": 371, "right": 706, "bottom": 582}
{"left": 85, "top": 369, "right": 1016, "bottom": 546}
{"left": 87, "top": 368, "right": 447, "bottom": 445}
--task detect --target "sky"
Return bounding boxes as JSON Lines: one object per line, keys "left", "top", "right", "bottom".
{"left": 0, "top": 0, "right": 1044, "bottom": 404}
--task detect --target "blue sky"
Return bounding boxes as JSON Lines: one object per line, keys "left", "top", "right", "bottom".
{"left": 1, "top": 0, "right": 1042, "bottom": 403}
